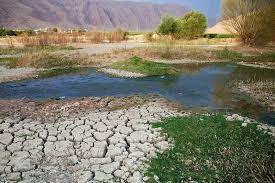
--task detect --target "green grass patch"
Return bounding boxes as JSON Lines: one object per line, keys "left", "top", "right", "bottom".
{"left": 240, "top": 52, "right": 275, "bottom": 63}
{"left": 109, "top": 56, "right": 179, "bottom": 76}
{"left": 0, "top": 45, "right": 77, "bottom": 55}
{"left": 38, "top": 67, "right": 90, "bottom": 78}
{"left": 0, "top": 57, "right": 17, "bottom": 62}
{"left": 214, "top": 47, "right": 243, "bottom": 60}
{"left": 0, "top": 57, "right": 17, "bottom": 68}
{"left": 146, "top": 114, "right": 274, "bottom": 182}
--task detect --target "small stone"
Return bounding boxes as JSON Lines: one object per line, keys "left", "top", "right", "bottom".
{"left": 155, "top": 141, "right": 170, "bottom": 151}
{"left": 68, "top": 155, "right": 79, "bottom": 165}
{"left": 127, "top": 131, "right": 148, "bottom": 143}
{"left": 47, "top": 136, "right": 57, "bottom": 142}
{"left": 185, "top": 159, "right": 193, "bottom": 166}
{"left": 8, "top": 151, "right": 35, "bottom": 172}
{"left": 114, "top": 169, "right": 125, "bottom": 178}
{"left": 0, "top": 133, "right": 13, "bottom": 145}
{"left": 94, "top": 171, "right": 112, "bottom": 181}
{"left": 78, "top": 171, "right": 93, "bottom": 183}
{"left": 106, "top": 145, "right": 123, "bottom": 158}
{"left": 6, "top": 172, "right": 21, "bottom": 181}
{"left": 90, "top": 157, "right": 112, "bottom": 165}
{"left": 84, "top": 147, "right": 106, "bottom": 158}
{"left": 94, "top": 131, "right": 113, "bottom": 141}
{"left": 100, "top": 162, "right": 120, "bottom": 174}
{"left": 93, "top": 122, "right": 108, "bottom": 132}
{"left": 132, "top": 171, "right": 143, "bottom": 183}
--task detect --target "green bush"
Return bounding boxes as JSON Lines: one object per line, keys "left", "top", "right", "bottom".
{"left": 145, "top": 32, "right": 154, "bottom": 42}
{"left": 204, "top": 34, "right": 237, "bottom": 39}
{"left": 0, "top": 29, "right": 18, "bottom": 36}
{"left": 215, "top": 47, "right": 243, "bottom": 60}
{"left": 177, "top": 11, "right": 207, "bottom": 39}
{"left": 157, "top": 16, "right": 179, "bottom": 36}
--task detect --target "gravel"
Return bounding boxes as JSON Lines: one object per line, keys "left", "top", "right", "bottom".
{"left": 100, "top": 68, "right": 147, "bottom": 78}
{"left": 0, "top": 66, "right": 39, "bottom": 83}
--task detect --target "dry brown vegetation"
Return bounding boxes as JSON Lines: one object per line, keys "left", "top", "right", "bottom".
{"left": 15, "top": 29, "right": 128, "bottom": 47}
{"left": 222, "top": 0, "right": 275, "bottom": 46}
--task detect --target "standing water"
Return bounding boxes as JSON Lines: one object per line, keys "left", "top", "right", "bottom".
{"left": 0, "top": 63, "right": 274, "bottom": 125}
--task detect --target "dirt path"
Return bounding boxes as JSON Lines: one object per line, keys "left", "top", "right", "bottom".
{"left": 60, "top": 42, "right": 148, "bottom": 55}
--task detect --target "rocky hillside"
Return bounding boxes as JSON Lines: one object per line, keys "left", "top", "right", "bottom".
{"left": 0, "top": 0, "right": 188, "bottom": 31}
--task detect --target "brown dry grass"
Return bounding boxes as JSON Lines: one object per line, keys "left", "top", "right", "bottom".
{"left": 15, "top": 29, "right": 128, "bottom": 47}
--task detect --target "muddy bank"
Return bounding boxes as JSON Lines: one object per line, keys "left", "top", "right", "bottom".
{"left": 0, "top": 66, "right": 40, "bottom": 83}
{"left": 236, "top": 81, "right": 275, "bottom": 110}
{"left": 0, "top": 95, "right": 183, "bottom": 121}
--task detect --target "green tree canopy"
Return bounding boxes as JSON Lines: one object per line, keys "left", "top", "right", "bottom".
{"left": 177, "top": 11, "right": 207, "bottom": 39}
{"left": 157, "top": 16, "right": 178, "bottom": 35}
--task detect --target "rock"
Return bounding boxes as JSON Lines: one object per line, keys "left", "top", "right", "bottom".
{"left": 94, "top": 131, "right": 113, "bottom": 141}
{"left": 0, "top": 151, "right": 11, "bottom": 164}
{"left": 106, "top": 145, "right": 123, "bottom": 158}
{"left": 90, "top": 157, "right": 112, "bottom": 165}
{"left": 84, "top": 147, "right": 106, "bottom": 158}
{"left": 23, "top": 139, "right": 43, "bottom": 151}
{"left": 185, "top": 159, "right": 193, "bottom": 166}
{"left": 100, "top": 162, "right": 120, "bottom": 174}
{"left": 129, "top": 151, "right": 145, "bottom": 159}
{"left": 47, "top": 136, "right": 57, "bottom": 142}
{"left": 155, "top": 141, "right": 170, "bottom": 151}
{"left": 8, "top": 151, "right": 35, "bottom": 172}
{"left": 109, "top": 133, "right": 126, "bottom": 144}
{"left": 116, "top": 125, "right": 133, "bottom": 135}
{"left": 132, "top": 124, "right": 149, "bottom": 131}
{"left": 78, "top": 171, "right": 93, "bottom": 183}
{"left": 7, "top": 142, "right": 22, "bottom": 152}
{"left": 114, "top": 169, "right": 125, "bottom": 178}
{"left": 127, "top": 131, "right": 148, "bottom": 143}
{"left": 132, "top": 171, "right": 143, "bottom": 183}
{"left": 0, "top": 133, "right": 13, "bottom": 145}
{"left": 94, "top": 171, "right": 113, "bottom": 182}
{"left": 68, "top": 155, "right": 79, "bottom": 165}
{"left": 6, "top": 172, "right": 21, "bottom": 181}
{"left": 93, "top": 122, "right": 108, "bottom": 132}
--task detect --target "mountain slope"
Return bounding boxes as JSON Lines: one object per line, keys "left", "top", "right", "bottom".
{"left": 0, "top": 0, "right": 188, "bottom": 31}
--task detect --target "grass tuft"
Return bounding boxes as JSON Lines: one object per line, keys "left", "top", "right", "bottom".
{"left": 215, "top": 47, "right": 243, "bottom": 60}
{"left": 109, "top": 56, "right": 179, "bottom": 76}
{"left": 146, "top": 114, "right": 275, "bottom": 183}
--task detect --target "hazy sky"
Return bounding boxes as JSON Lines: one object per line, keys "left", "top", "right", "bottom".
{"left": 118, "top": 0, "right": 221, "bottom": 22}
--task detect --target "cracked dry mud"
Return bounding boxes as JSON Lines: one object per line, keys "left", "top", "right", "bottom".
{"left": 0, "top": 98, "right": 188, "bottom": 183}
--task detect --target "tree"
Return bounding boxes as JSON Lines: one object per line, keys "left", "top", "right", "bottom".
{"left": 221, "top": 0, "right": 275, "bottom": 46}
{"left": 177, "top": 11, "right": 207, "bottom": 39}
{"left": 157, "top": 16, "right": 178, "bottom": 36}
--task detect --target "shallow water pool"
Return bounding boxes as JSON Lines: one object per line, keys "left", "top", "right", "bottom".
{"left": 0, "top": 63, "right": 274, "bottom": 125}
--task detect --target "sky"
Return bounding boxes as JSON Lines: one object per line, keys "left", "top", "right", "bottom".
{"left": 118, "top": 0, "right": 221, "bottom": 25}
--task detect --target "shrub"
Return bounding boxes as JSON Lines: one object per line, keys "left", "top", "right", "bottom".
{"left": 107, "top": 28, "right": 128, "bottom": 43}
{"left": 145, "top": 32, "right": 154, "bottom": 42}
{"left": 177, "top": 11, "right": 207, "bottom": 39}
{"left": 157, "top": 16, "right": 179, "bottom": 36}
{"left": 222, "top": 0, "right": 275, "bottom": 46}
{"left": 85, "top": 32, "right": 104, "bottom": 44}
{"left": 215, "top": 47, "right": 243, "bottom": 60}
{"left": 204, "top": 34, "right": 237, "bottom": 39}
{"left": 0, "top": 29, "right": 18, "bottom": 36}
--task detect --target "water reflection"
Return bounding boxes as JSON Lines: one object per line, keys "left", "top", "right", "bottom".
{"left": 0, "top": 63, "right": 274, "bottom": 125}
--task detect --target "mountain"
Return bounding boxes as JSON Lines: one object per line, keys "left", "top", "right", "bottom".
{"left": 0, "top": 0, "right": 188, "bottom": 31}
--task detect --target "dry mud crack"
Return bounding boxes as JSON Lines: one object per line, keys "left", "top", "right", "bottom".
{"left": 0, "top": 97, "right": 188, "bottom": 183}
